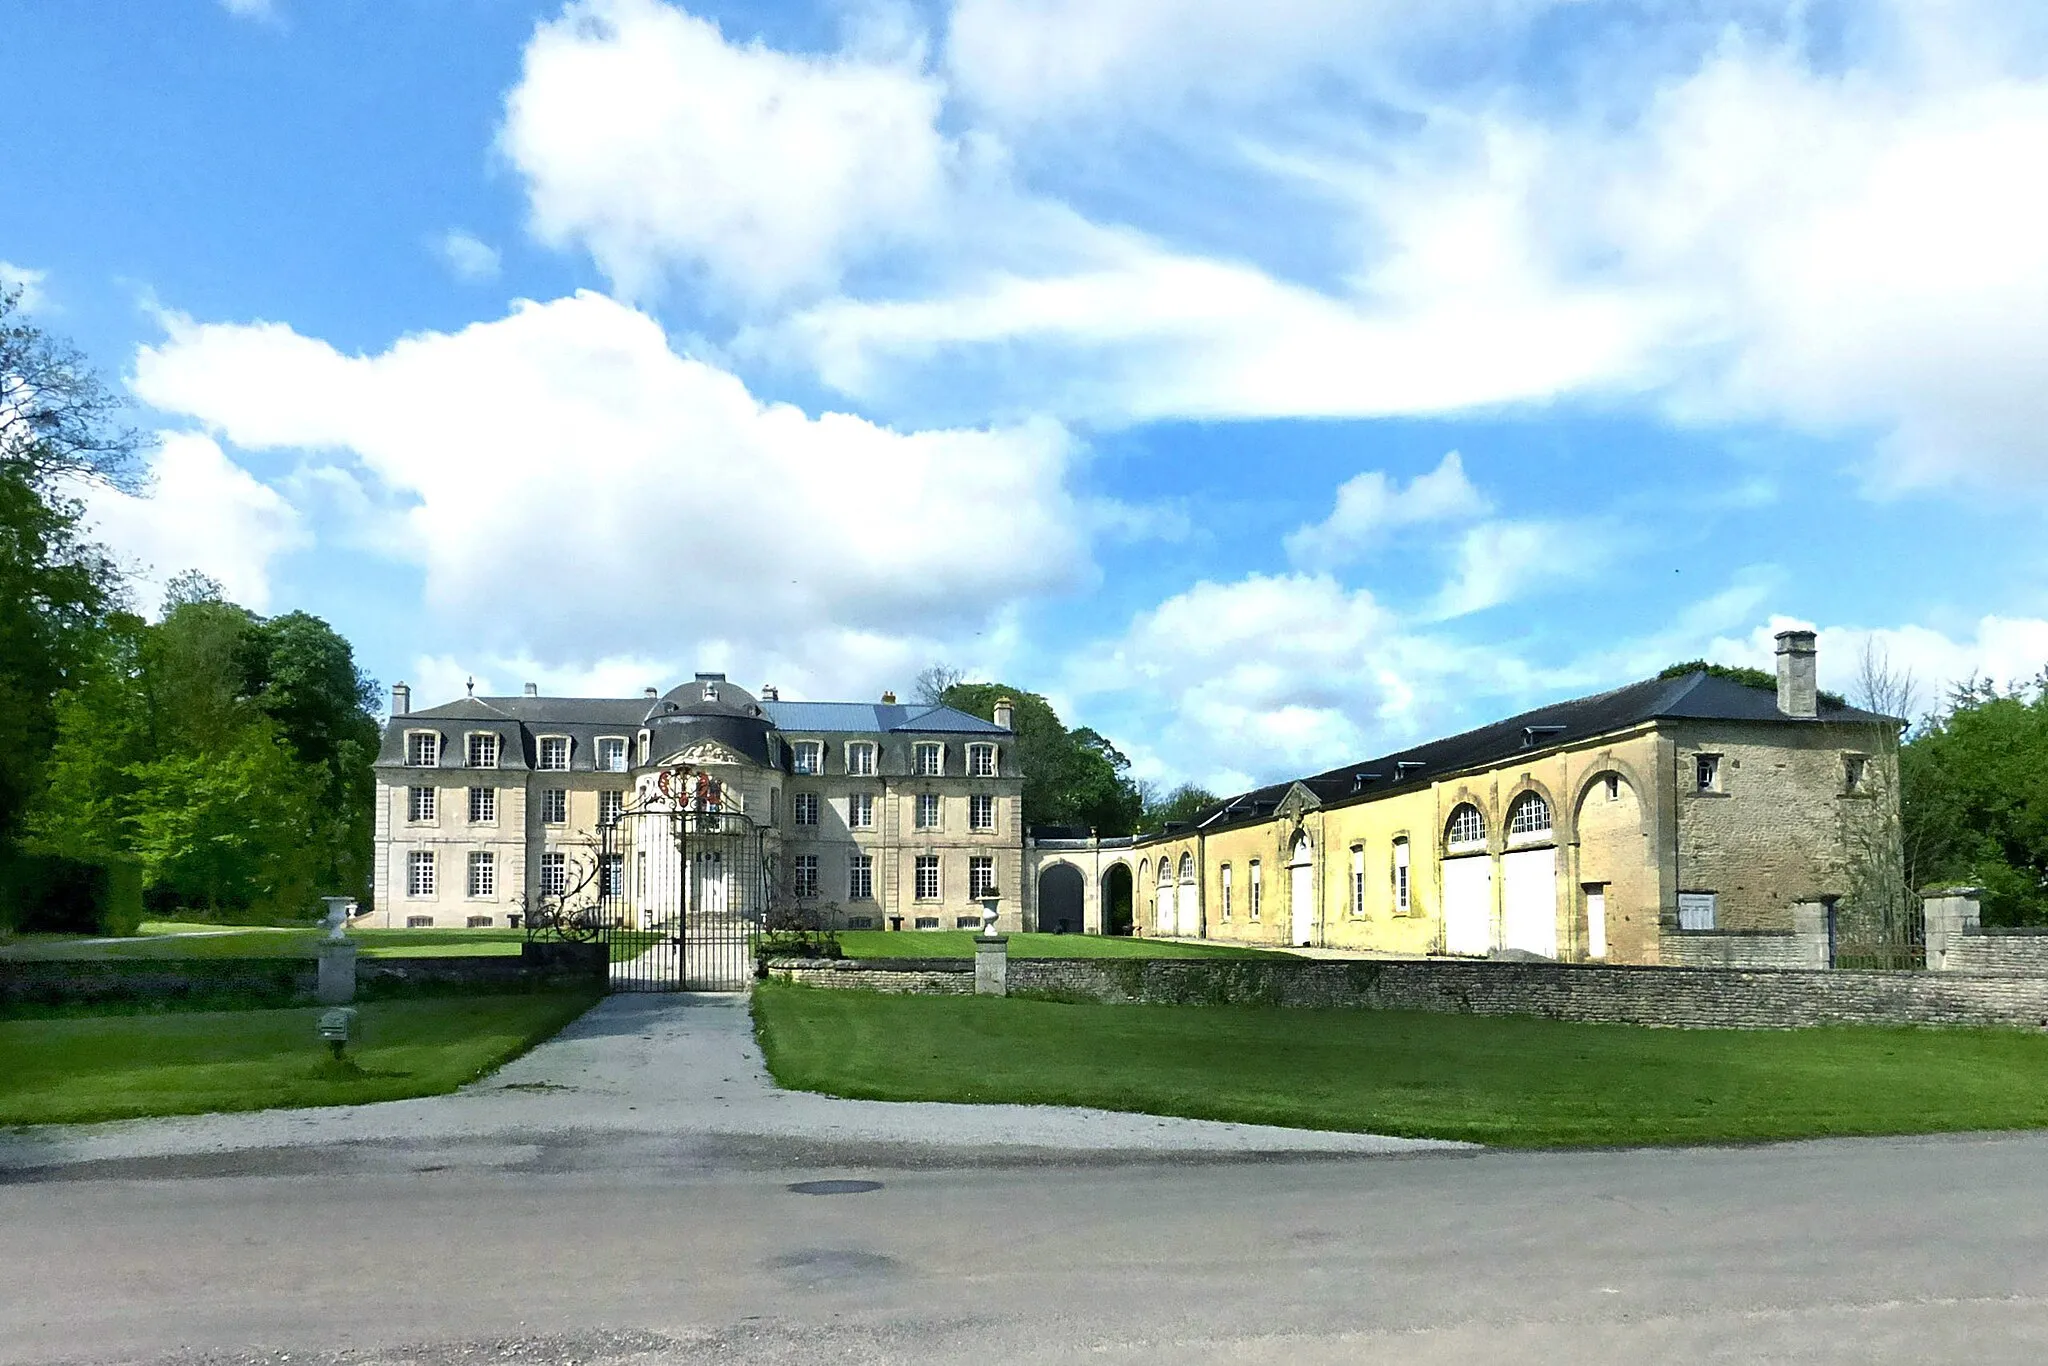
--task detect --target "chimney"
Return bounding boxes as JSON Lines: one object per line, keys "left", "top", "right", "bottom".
{"left": 391, "top": 682, "right": 410, "bottom": 716}
{"left": 522, "top": 682, "right": 538, "bottom": 697}
{"left": 643, "top": 686, "right": 657, "bottom": 699}
{"left": 761, "top": 684, "right": 780, "bottom": 701}
{"left": 1775, "top": 629, "right": 1819, "bottom": 719}
{"left": 993, "top": 696, "right": 1015, "bottom": 730}
{"left": 881, "top": 690, "right": 898, "bottom": 704}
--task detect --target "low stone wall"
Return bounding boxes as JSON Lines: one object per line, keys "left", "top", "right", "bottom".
{"left": 1942, "top": 932, "right": 2048, "bottom": 976}
{"left": 1659, "top": 931, "right": 1823, "bottom": 971}
{"left": 768, "top": 954, "right": 2048, "bottom": 1030}
{"left": 1, "top": 943, "right": 605, "bottom": 1008}
{"left": 761, "top": 957, "right": 973, "bottom": 995}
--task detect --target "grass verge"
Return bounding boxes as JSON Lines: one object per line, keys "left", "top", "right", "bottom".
{"left": 0, "top": 991, "right": 598, "bottom": 1126}
{"left": 752, "top": 982, "right": 2048, "bottom": 1147}
{"left": 0, "top": 927, "right": 525, "bottom": 961}
{"left": 830, "top": 931, "right": 1292, "bottom": 960}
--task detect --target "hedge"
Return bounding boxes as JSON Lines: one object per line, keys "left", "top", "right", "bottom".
{"left": 0, "top": 851, "right": 145, "bottom": 938}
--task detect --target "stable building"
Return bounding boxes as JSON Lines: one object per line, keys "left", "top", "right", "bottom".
{"left": 370, "top": 675, "right": 1024, "bottom": 933}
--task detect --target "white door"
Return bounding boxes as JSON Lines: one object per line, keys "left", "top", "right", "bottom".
{"left": 1288, "top": 862, "right": 1311, "bottom": 945}
{"left": 1501, "top": 847, "right": 1558, "bottom": 958}
{"left": 1442, "top": 856, "right": 1492, "bottom": 956}
{"left": 1586, "top": 886, "right": 1608, "bottom": 960}
{"left": 1157, "top": 881, "right": 1176, "bottom": 935}
{"left": 1178, "top": 879, "right": 1200, "bottom": 937}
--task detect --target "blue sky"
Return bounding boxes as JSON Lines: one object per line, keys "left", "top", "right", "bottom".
{"left": 8, "top": 0, "right": 2048, "bottom": 794}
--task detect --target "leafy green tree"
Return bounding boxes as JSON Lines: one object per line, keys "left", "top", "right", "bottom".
{"left": 937, "top": 682, "right": 1146, "bottom": 835}
{"left": 124, "top": 725, "right": 323, "bottom": 916}
{"left": 1143, "top": 782, "right": 1218, "bottom": 830}
{"left": 1899, "top": 675, "right": 2048, "bottom": 925}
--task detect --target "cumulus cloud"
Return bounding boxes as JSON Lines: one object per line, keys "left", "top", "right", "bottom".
{"left": 78, "top": 432, "right": 308, "bottom": 615}
{"left": 500, "top": 0, "right": 950, "bottom": 304}
{"left": 1706, "top": 613, "right": 2048, "bottom": 712}
{"left": 1285, "top": 451, "right": 1489, "bottom": 571}
{"left": 435, "top": 230, "right": 502, "bottom": 283}
{"left": 128, "top": 291, "right": 1090, "bottom": 676}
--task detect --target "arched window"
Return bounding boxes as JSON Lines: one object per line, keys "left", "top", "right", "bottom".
{"left": 1177, "top": 852, "right": 1195, "bottom": 883}
{"left": 1157, "top": 860, "right": 1173, "bottom": 889}
{"left": 1508, "top": 792, "right": 1553, "bottom": 838}
{"left": 1446, "top": 803, "right": 1487, "bottom": 850}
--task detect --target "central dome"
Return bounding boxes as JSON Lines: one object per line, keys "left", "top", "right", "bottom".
{"left": 652, "top": 672, "right": 763, "bottom": 721}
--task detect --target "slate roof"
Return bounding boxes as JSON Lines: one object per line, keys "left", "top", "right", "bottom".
{"left": 761, "top": 700, "right": 1009, "bottom": 734}
{"left": 1168, "top": 670, "right": 1896, "bottom": 842}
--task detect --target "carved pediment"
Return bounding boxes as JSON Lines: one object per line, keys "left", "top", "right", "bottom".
{"left": 1274, "top": 782, "right": 1322, "bottom": 822}
{"left": 656, "top": 739, "right": 752, "bottom": 769}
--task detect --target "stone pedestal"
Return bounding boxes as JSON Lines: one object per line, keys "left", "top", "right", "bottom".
{"left": 317, "top": 943, "right": 358, "bottom": 1005}
{"left": 974, "top": 934, "right": 1009, "bottom": 997}
{"left": 1923, "top": 888, "right": 1984, "bottom": 971}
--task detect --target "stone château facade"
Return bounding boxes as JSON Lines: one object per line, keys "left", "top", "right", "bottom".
{"left": 370, "top": 674, "right": 1023, "bottom": 932}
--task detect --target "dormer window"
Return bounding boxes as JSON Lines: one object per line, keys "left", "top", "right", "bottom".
{"left": 702, "top": 681, "right": 717, "bottom": 703}
{"left": 406, "top": 732, "right": 439, "bottom": 767}
{"left": 793, "top": 741, "right": 822, "bottom": 775}
{"left": 537, "top": 736, "right": 569, "bottom": 771}
{"left": 597, "top": 737, "right": 627, "bottom": 772}
{"left": 969, "top": 743, "right": 997, "bottom": 777}
{"left": 467, "top": 733, "right": 500, "bottom": 769}
{"left": 915, "top": 742, "right": 943, "bottom": 776}
{"left": 846, "top": 742, "right": 876, "bottom": 776}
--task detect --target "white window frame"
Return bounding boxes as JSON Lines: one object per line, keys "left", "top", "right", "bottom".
{"left": 468, "top": 786, "right": 495, "bottom": 824}
{"left": 1507, "top": 793, "right": 1553, "bottom": 842}
{"left": 1394, "top": 838, "right": 1411, "bottom": 913}
{"left": 405, "top": 731, "right": 440, "bottom": 767}
{"left": 1694, "top": 753, "right": 1722, "bottom": 794}
{"left": 968, "top": 743, "right": 997, "bottom": 777}
{"left": 915, "top": 854, "right": 941, "bottom": 901}
{"left": 1446, "top": 803, "right": 1487, "bottom": 852}
{"left": 915, "top": 792, "right": 941, "bottom": 830}
{"left": 540, "top": 788, "right": 567, "bottom": 825}
{"left": 845, "top": 742, "right": 876, "bottom": 777}
{"left": 596, "top": 736, "right": 628, "bottom": 773}
{"left": 467, "top": 731, "right": 501, "bottom": 769}
{"left": 914, "top": 742, "right": 943, "bottom": 777}
{"left": 849, "top": 853, "right": 874, "bottom": 901}
{"left": 1678, "top": 891, "right": 1718, "bottom": 931}
{"left": 467, "top": 851, "right": 495, "bottom": 899}
{"left": 848, "top": 792, "right": 875, "bottom": 829}
{"left": 408, "top": 785, "right": 436, "bottom": 823}
{"left": 792, "top": 740, "right": 823, "bottom": 775}
{"left": 407, "top": 850, "right": 436, "bottom": 898}
{"left": 794, "top": 792, "right": 820, "bottom": 827}
{"left": 598, "top": 789, "right": 624, "bottom": 825}
{"left": 536, "top": 735, "right": 571, "bottom": 772}
{"left": 794, "top": 854, "right": 819, "bottom": 899}
{"left": 969, "top": 793, "right": 994, "bottom": 832}
{"left": 969, "top": 856, "right": 996, "bottom": 899}
{"left": 540, "top": 851, "right": 568, "bottom": 897}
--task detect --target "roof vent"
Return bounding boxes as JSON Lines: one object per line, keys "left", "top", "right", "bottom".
{"left": 523, "top": 682, "right": 538, "bottom": 697}
{"left": 1350, "top": 771, "right": 1382, "bottom": 792}
{"left": 1394, "top": 761, "right": 1425, "bottom": 780}
{"left": 881, "top": 690, "right": 897, "bottom": 704}
{"left": 1522, "top": 724, "right": 1565, "bottom": 747}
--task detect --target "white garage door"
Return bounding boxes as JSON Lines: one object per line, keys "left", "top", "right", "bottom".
{"left": 1178, "top": 880, "right": 1200, "bottom": 937}
{"left": 1442, "top": 856, "right": 1492, "bottom": 956}
{"left": 1501, "top": 847, "right": 1558, "bottom": 958}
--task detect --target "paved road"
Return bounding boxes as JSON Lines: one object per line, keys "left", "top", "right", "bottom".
{"left": 7, "top": 996, "right": 2048, "bottom": 1363}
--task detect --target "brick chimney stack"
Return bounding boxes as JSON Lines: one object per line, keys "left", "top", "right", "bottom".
{"left": 1775, "top": 629, "right": 1819, "bottom": 719}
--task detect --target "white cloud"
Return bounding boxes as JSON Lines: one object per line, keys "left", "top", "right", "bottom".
{"left": 500, "top": 0, "right": 950, "bottom": 304}
{"left": 129, "top": 291, "right": 1090, "bottom": 678}
{"left": 1706, "top": 613, "right": 2048, "bottom": 713}
{"left": 0, "top": 261, "right": 49, "bottom": 313}
{"left": 1285, "top": 450, "right": 1489, "bottom": 571}
{"left": 435, "top": 230, "right": 502, "bottom": 283}
{"left": 78, "top": 432, "right": 308, "bottom": 615}
{"left": 220, "top": 0, "right": 276, "bottom": 20}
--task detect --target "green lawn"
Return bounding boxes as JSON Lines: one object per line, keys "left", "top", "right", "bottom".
{"left": 753, "top": 983, "right": 2048, "bottom": 1147}
{"left": 0, "top": 927, "right": 525, "bottom": 961}
{"left": 831, "top": 931, "right": 1293, "bottom": 960}
{"left": 0, "top": 991, "right": 598, "bottom": 1127}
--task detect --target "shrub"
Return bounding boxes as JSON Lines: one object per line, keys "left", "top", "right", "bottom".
{"left": 0, "top": 850, "right": 144, "bottom": 937}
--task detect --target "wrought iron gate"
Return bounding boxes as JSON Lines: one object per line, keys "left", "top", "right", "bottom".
{"left": 525, "top": 775, "right": 769, "bottom": 991}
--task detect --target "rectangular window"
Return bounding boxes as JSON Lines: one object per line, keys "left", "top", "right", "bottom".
{"left": 408, "top": 786, "right": 436, "bottom": 822}
{"left": 794, "top": 855, "right": 819, "bottom": 898}
{"left": 1249, "top": 860, "right": 1262, "bottom": 921}
{"left": 915, "top": 793, "right": 941, "bottom": 830}
{"left": 847, "top": 915, "right": 876, "bottom": 929}
{"left": 597, "top": 737, "right": 627, "bottom": 772}
{"left": 466, "top": 915, "right": 492, "bottom": 928}
{"left": 407, "top": 850, "right": 435, "bottom": 897}
{"left": 955, "top": 916, "right": 982, "bottom": 929}
{"left": 540, "top": 851, "right": 568, "bottom": 897}
{"left": 1844, "top": 755, "right": 1868, "bottom": 793}
{"left": 970, "top": 794, "right": 994, "bottom": 831}
{"left": 848, "top": 792, "right": 874, "bottom": 829}
{"left": 793, "top": 741, "right": 822, "bottom": 775}
{"left": 1678, "top": 891, "right": 1718, "bottom": 930}
{"left": 1221, "top": 864, "right": 1233, "bottom": 920}
{"left": 406, "top": 732, "right": 439, "bottom": 767}
{"left": 468, "top": 786, "right": 495, "bottom": 823}
{"left": 794, "top": 792, "right": 819, "bottom": 826}
{"left": 599, "top": 789, "right": 624, "bottom": 825}
{"left": 541, "top": 788, "right": 567, "bottom": 824}
{"left": 914, "top": 915, "right": 940, "bottom": 930}
{"left": 467, "top": 851, "right": 495, "bottom": 898}
{"left": 1694, "top": 753, "right": 1721, "bottom": 793}
{"left": 969, "top": 743, "right": 997, "bottom": 777}
{"left": 846, "top": 743, "right": 875, "bottom": 776}
{"left": 538, "top": 736, "right": 569, "bottom": 771}
{"left": 1352, "top": 846, "right": 1366, "bottom": 917}
{"left": 849, "top": 853, "right": 873, "bottom": 901}
{"left": 468, "top": 733, "right": 500, "bottom": 768}
{"left": 600, "top": 853, "right": 623, "bottom": 898}
{"left": 1394, "top": 839, "right": 1411, "bottom": 913}
{"left": 914, "top": 743, "right": 942, "bottom": 776}
{"left": 407, "top": 915, "right": 433, "bottom": 928}
{"left": 915, "top": 855, "right": 941, "bottom": 900}
{"left": 969, "top": 855, "right": 996, "bottom": 899}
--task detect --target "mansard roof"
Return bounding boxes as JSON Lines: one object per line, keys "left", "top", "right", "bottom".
{"left": 761, "top": 700, "right": 1009, "bottom": 734}
{"left": 1157, "top": 669, "right": 1895, "bottom": 843}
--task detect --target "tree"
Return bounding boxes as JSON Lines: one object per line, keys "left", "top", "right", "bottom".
{"left": 937, "top": 681, "right": 1145, "bottom": 834}
{"left": 1897, "top": 672, "right": 2048, "bottom": 926}
{"left": 1143, "top": 782, "right": 1218, "bottom": 830}
{"left": 914, "top": 663, "right": 963, "bottom": 706}
{"left": 1835, "top": 642, "right": 1916, "bottom": 960}
{"left": 1, "top": 287, "right": 138, "bottom": 488}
